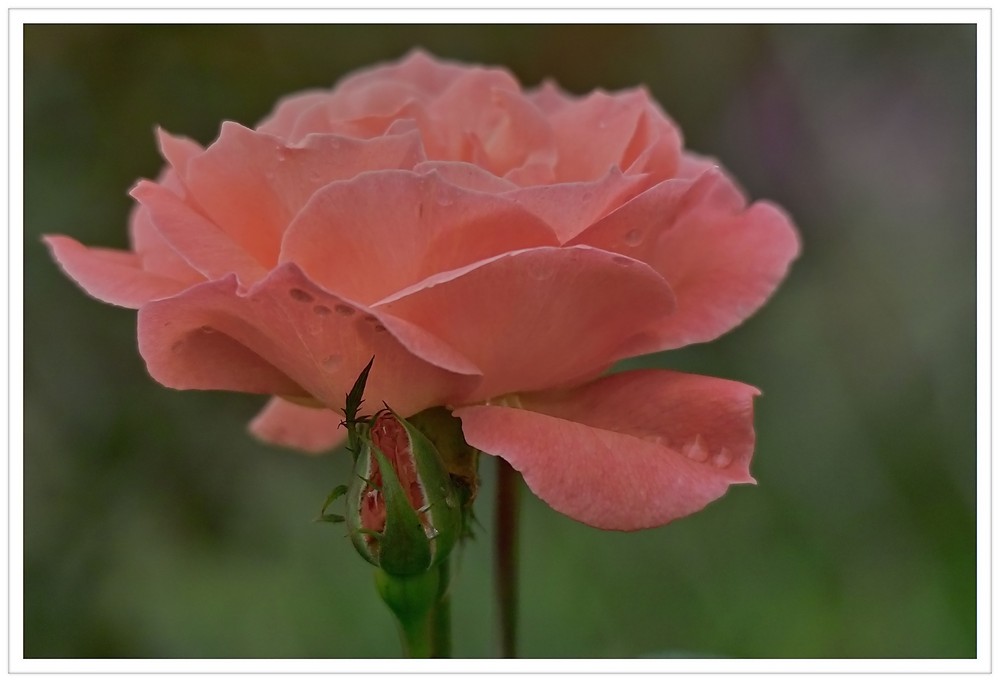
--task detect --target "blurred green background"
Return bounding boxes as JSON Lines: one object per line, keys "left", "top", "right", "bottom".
{"left": 23, "top": 24, "right": 976, "bottom": 658}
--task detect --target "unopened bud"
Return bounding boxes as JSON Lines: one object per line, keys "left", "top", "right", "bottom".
{"left": 346, "top": 409, "right": 462, "bottom": 576}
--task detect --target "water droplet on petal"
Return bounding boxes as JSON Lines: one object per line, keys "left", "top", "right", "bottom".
{"left": 334, "top": 304, "right": 355, "bottom": 317}
{"left": 711, "top": 447, "right": 733, "bottom": 469}
{"left": 321, "top": 354, "right": 342, "bottom": 369}
{"left": 275, "top": 148, "right": 288, "bottom": 162}
{"left": 683, "top": 434, "right": 710, "bottom": 463}
{"left": 530, "top": 261, "right": 555, "bottom": 281}
{"left": 198, "top": 325, "right": 215, "bottom": 334}
{"left": 623, "top": 229, "right": 644, "bottom": 247}
{"left": 289, "top": 288, "right": 314, "bottom": 303}
{"left": 612, "top": 255, "right": 633, "bottom": 266}
{"left": 170, "top": 340, "right": 184, "bottom": 352}
{"left": 313, "top": 304, "right": 332, "bottom": 316}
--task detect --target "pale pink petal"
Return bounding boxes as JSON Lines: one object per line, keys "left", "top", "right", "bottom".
{"left": 427, "top": 73, "right": 556, "bottom": 176}
{"left": 280, "top": 170, "right": 559, "bottom": 304}
{"left": 336, "top": 49, "right": 469, "bottom": 98}
{"left": 549, "top": 88, "right": 673, "bottom": 182}
{"left": 256, "top": 90, "right": 336, "bottom": 138}
{"left": 181, "top": 122, "right": 426, "bottom": 267}
{"left": 44, "top": 235, "right": 191, "bottom": 308}
{"left": 128, "top": 204, "right": 205, "bottom": 286}
{"left": 249, "top": 397, "right": 346, "bottom": 454}
{"left": 454, "top": 369, "right": 759, "bottom": 530}
{"left": 621, "top": 106, "right": 683, "bottom": 181}
{"left": 527, "top": 79, "right": 577, "bottom": 114}
{"left": 567, "top": 170, "right": 732, "bottom": 260}
{"left": 137, "top": 263, "right": 479, "bottom": 416}
{"left": 155, "top": 127, "right": 203, "bottom": 175}
{"left": 569, "top": 168, "right": 798, "bottom": 349}
{"left": 647, "top": 201, "right": 801, "bottom": 348}
{"left": 130, "top": 180, "right": 269, "bottom": 284}
{"left": 413, "top": 160, "right": 518, "bottom": 193}
{"left": 375, "top": 246, "right": 675, "bottom": 402}
{"left": 504, "top": 167, "right": 651, "bottom": 243}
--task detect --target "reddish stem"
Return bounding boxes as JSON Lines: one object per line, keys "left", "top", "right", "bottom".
{"left": 494, "top": 457, "right": 520, "bottom": 658}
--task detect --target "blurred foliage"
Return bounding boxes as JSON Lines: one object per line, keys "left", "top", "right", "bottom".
{"left": 23, "top": 24, "right": 975, "bottom": 658}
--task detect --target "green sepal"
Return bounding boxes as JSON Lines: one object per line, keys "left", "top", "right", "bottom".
{"left": 370, "top": 443, "right": 433, "bottom": 575}
{"left": 320, "top": 484, "right": 349, "bottom": 516}
{"left": 343, "top": 356, "right": 375, "bottom": 458}
{"left": 316, "top": 513, "right": 345, "bottom": 524}
{"left": 391, "top": 410, "right": 463, "bottom": 566}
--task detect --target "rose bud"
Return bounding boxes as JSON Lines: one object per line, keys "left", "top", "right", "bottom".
{"left": 346, "top": 409, "right": 463, "bottom": 576}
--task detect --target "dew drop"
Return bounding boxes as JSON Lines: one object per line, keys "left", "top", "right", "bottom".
{"left": 683, "top": 434, "right": 710, "bottom": 463}
{"left": 170, "top": 340, "right": 184, "bottom": 352}
{"left": 313, "top": 304, "right": 332, "bottom": 316}
{"left": 623, "top": 229, "right": 644, "bottom": 247}
{"left": 198, "top": 325, "right": 215, "bottom": 334}
{"left": 362, "top": 314, "right": 379, "bottom": 325}
{"left": 711, "top": 447, "right": 733, "bottom": 469}
{"left": 275, "top": 148, "right": 288, "bottom": 162}
{"left": 321, "top": 354, "right": 342, "bottom": 369}
{"left": 530, "top": 261, "right": 555, "bottom": 281}
{"left": 289, "top": 288, "right": 314, "bottom": 303}
{"left": 334, "top": 304, "right": 355, "bottom": 317}
{"left": 612, "top": 255, "right": 633, "bottom": 266}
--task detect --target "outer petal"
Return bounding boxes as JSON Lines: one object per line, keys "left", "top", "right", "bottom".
{"left": 130, "top": 180, "right": 269, "bottom": 285}
{"left": 137, "top": 263, "right": 480, "bottom": 416}
{"left": 454, "top": 369, "right": 759, "bottom": 530}
{"left": 646, "top": 201, "right": 800, "bottom": 349}
{"left": 44, "top": 235, "right": 191, "bottom": 308}
{"left": 504, "top": 168, "right": 651, "bottom": 243}
{"left": 376, "top": 245, "right": 676, "bottom": 402}
{"left": 569, "top": 168, "right": 797, "bottom": 350}
{"left": 280, "top": 170, "right": 559, "bottom": 304}
{"left": 180, "top": 123, "right": 426, "bottom": 266}
{"left": 249, "top": 397, "right": 346, "bottom": 454}
{"left": 256, "top": 90, "right": 334, "bottom": 139}
{"left": 549, "top": 88, "right": 680, "bottom": 183}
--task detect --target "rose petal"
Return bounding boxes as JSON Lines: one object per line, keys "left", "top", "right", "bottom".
{"left": 549, "top": 88, "right": 673, "bottom": 182}
{"left": 130, "top": 180, "right": 269, "bottom": 285}
{"left": 128, "top": 204, "right": 205, "bottom": 286}
{"left": 180, "top": 122, "right": 427, "bottom": 267}
{"left": 249, "top": 397, "right": 346, "bottom": 454}
{"left": 155, "top": 127, "right": 203, "bottom": 176}
{"left": 504, "top": 167, "right": 651, "bottom": 243}
{"left": 414, "top": 160, "right": 519, "bottom": 193}
{"left": 280, "top": 170, "right": 559, "bottom": 304}
{"left": 427, "top": 72, "right": 556, "bottom": 176}
{"left": 43, "top": 235, "right": 191, "bottom": 308}
{"left": 137, "top": 263, "right": 479, "bottom": 416}
{"left": 647, "top": 200, "right": 801, "bottom": 348}
{"left": 454, "top": 369, "right": 759, "bottom": 530}
{"left": 336, "top": 48, "right": 468, "bottom": 99}
{"left": 376, "top": 245, "right": 676, "bottom": 402}
{"left": 621, "top": 105, "right": 683, "bottom": 181}
{"left": 569, "top": 169, "right": 798, "bottom": 349}
{"left": 256, "top": 90, "right": 330, "bottom": 139}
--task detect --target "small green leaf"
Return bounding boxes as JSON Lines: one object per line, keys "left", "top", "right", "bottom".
{"left": 320, "top": 484, "right": 349, "bottom": 515}
{"left": 316, "top": 513, "right": 346, "bottom": 524}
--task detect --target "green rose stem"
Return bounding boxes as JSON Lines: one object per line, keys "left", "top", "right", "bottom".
{"left": 495, "top": 456, "right": 521, "bottom": 658}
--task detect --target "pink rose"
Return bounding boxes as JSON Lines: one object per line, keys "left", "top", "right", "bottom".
{"left": 45, "top": 50, "right": 799, "bottom": 530}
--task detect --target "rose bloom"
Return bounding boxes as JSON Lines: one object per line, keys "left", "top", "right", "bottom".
{"left": 46, "top": 51, "right": 799, "bottom": 530}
